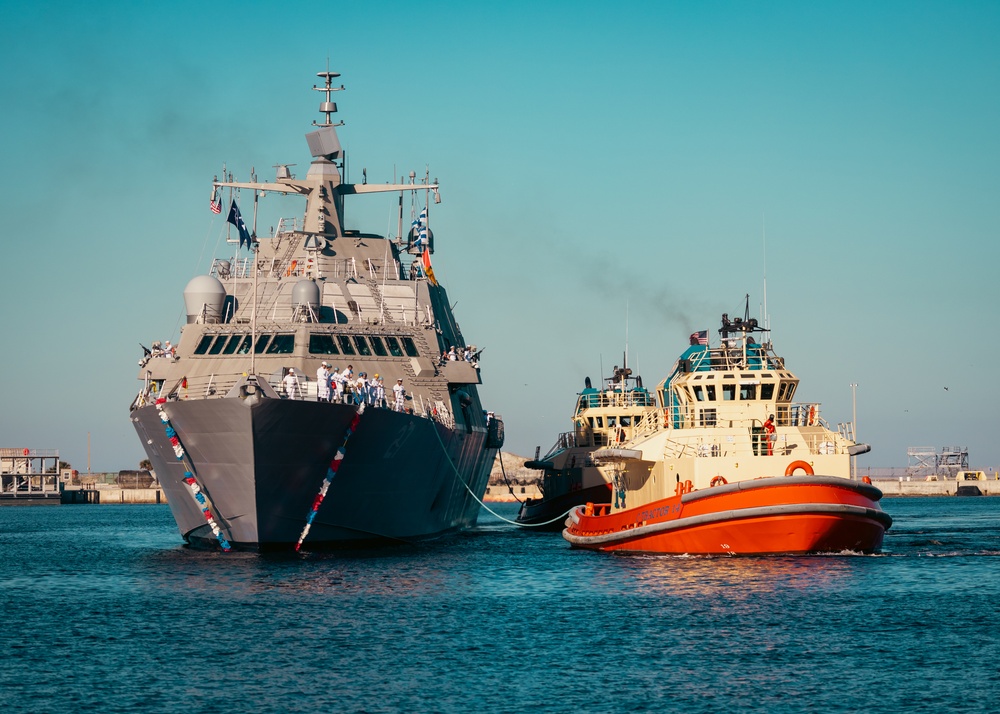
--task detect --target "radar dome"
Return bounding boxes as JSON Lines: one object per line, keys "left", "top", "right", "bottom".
{"left": 183, "top": 275, "right": 227, "bottom": 324}
{"left": 292, "top": 279, "right": 321, "bottom": 321}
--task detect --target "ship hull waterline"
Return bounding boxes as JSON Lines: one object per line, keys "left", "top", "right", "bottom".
{"left": 133, "top": 398, "right": 495, "bottom": 551}
{"left": 563, "top": 476, "right": 892, "bottom": 555}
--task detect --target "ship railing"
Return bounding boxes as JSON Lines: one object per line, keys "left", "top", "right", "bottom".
{"left": 659, "top": 427, "right": 853, "bottom": 460}
{"left": 655, "top": 401, "right": 825, "bottom": 432}
{"left": 132, "top": 372, "right": 460, "bottom": 425}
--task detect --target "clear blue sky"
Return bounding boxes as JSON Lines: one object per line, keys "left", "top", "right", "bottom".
{"left": 1, "top": 1, "right": 998, "bottom": 472}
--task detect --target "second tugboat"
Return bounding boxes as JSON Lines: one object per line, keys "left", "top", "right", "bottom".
{"left": 516, "top": 361, "right": 657, "bottom": 530}
{"left": 563, "top": 300, "right": 891, "bottom": 554}
{"left": 130, "top": 69, "right": 503, "bottom": 551}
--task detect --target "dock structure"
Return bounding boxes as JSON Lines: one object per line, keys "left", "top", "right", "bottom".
{"left": 0, "top": 448, "right": 62, "bottom": 504}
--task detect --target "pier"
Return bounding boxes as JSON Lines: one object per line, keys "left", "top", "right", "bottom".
{"left": 0, "top": 448, "right": 61, "bottom": 504}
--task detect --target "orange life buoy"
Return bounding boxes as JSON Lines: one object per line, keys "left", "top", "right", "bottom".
{"left": 808, "top": 405, "right": 817, "bottom": 426}
{"left": 785, "top": 460, "right": 815, "bottom": 476}
{"left": 862, "top": 476, "right": 872, "bottom": 484}
{"left": 710, "top": 475, "right": 728, "bottom": 487}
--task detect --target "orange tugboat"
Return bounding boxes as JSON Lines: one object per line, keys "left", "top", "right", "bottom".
{"left": 563, "top": 302, "right": 891, "bottom": 555}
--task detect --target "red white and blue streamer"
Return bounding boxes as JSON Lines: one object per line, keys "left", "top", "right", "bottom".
{"left": 295, "top": 406, "right": 364, "bottom": 551}
{"left": 156, "top": 402, "right": 232, "bottom": 551}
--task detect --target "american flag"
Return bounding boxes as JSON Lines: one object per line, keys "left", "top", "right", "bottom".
{"left": 210, "top": 198, "right": 222, "bottom": 214}
{"left": 691, "top": 330, "right": 709, "bottom": 345}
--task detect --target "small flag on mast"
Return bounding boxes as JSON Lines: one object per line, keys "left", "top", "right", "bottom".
{"left": 422, "top": 247, "right": 438, "bottom": 286}
{"left": 227, "top": 200, "right": 252, "bottom": 249}
{"left": 210, "top": 198, "right": 222, "bottom": 214}
{"left": 690, "top": 330, "right": 708, "bottom": 346}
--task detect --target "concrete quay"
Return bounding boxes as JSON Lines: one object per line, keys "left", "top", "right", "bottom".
{"left": 61, "top": 486, "right": 166, "bottom": 504}
{"left": 875, "top": 478, "right": 999, "bottom": 496}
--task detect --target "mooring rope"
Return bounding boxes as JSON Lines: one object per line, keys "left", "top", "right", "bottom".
{"left": 156, "top": 402, "right": 232, "bottom": 551}
{"left": 430, "top": 422, "right": 573, "bottom": 528}
{"left": 497, "top": 449, "right": 523, "bottom": 503}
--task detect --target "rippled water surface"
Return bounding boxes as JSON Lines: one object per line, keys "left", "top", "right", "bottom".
{"left": 2, "top": 497, "right": 999, "bottom": 713}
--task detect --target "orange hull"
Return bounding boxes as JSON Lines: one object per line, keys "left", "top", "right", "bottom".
{"left": 563, "top": 476, "right": 892, "bottom": 555}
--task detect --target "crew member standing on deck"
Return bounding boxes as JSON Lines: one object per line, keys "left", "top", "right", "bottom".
{"left": 763, "top": 414, "right": 776, "bottom": 455}
{"left": 393, "top": 379, "right": 406, "bottom": 412}
{"left": 283, "top": 368, "right": 301, "bottom": 400}
{"left": 317, "top": 362, "right": 331, "bottom": 402}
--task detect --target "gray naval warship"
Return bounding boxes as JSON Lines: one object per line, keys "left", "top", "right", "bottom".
{"left": 129, "top": 69, "right": 503, "bottom": 551}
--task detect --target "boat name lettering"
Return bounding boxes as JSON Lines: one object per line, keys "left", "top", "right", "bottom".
{"left": 640, "top": 504, "right": 679, "bottom": 521}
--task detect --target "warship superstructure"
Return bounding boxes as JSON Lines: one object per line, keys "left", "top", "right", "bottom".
{"left": 130, "top": 70, "right": 503, "bottom": 550}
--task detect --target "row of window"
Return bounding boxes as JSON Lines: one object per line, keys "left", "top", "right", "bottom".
{"left": 688, "top": 381, "right": 796, "bottom": 403}
{"left": 193, "top": 333, "right": 420, "bottom": 358}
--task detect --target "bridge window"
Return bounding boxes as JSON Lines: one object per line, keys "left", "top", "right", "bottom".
{"left": 722, "top": 385, "right": 735, "bottom": 401}
{"left": 352, "top": 336, "right": 372, "bottom": 356}
{"left": 266, "top": 334, "right": 295, "bottom": 354}
{"left": 401, "top": 337, "right": 420, "bottom": 357}
{"left": 760, "top": 383, "right": 775, "bottom": 400}
{"left": 337, "top": 335, "right": 356, "bottom": 355}
{"left": 254, "top": 335, "right": 271, "bottom": 354}
{"left": 370, "top": 336, "right": 388, "bottom": 356}
{"left": 308, "top": 334, "right": 340, "bottom": 355}
{"left": 208, "top": 336, "right": 227, "bottom": 355}
{"left": 740, "top": 384, "right": 757, "bottom": 400}
{"left": 700, "top": 408, "right": 717, "bottom": 426}
{"left": 385, "top": 337, "right": 404, "bottom": 357}
{"left": 194, "top": 335, "right": 214, "bottom": 355}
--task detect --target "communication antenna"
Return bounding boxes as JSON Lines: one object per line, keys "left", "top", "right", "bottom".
{"left": 761, "top": 213, "right": 769, "bottom": 334}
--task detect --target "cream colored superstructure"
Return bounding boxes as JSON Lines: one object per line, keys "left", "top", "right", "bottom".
{"left": 596, "top": 315, "right": 868, "bottom": 512}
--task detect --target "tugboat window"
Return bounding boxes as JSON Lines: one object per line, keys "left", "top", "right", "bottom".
{"left": 700, "top": 408, "right": 718, "bottom": 427}
{"left": 706, "top": 385, "right": 716, "bottom": 401}
{"left": 369, "top": 336, "right": 388, "bottom": 356}
{"left": 352, "top": 336, "right": 372, "bottom": 356}
{"left": 694, "top": 386, "right": 705, "bottom": 401}
{"left": 740, "top": 384, "right": 757, "bottom": 400}
{"left": 722, "top": 384, "right": 736, "bottom": 401}
{"left": 209, "top": 336, "right": 228, "bottom": 355}
{"left": 337, "top": 335, "right": 356, "bottom": 355}
{"left": 385, "top": 337, "right": 403, "bottom": 357}
{"left": 308, "top": 334, "right": 340, "bottom": 355}
{"left": 401, "top": 337, "right": 420, "bottom": 357}
{"left": 254, "top": 335, "right": 271, "bottom": 354}
{"left": 266, "top": 334, "right": 295, "bottom": 354}
{"left": 760, "top": 383, "right": 775, "bottom": 400}
{"left": 194, "top": 335, "right": 214, "bottom": 355}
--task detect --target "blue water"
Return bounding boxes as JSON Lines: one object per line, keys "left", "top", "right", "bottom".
{"left": 1, "top": 497, "right": 999, "bottom": 713}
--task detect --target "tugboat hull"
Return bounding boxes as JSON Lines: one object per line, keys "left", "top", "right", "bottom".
{"left": 133, "top": 399, "right": 493, "bottom": 550}
{"left": 563, "top": 476, "right": 892, "bottom": 555}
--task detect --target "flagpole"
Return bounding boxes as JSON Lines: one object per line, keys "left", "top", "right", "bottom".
{"left": 251, "top": 240, "right": 258, "bottom": 376}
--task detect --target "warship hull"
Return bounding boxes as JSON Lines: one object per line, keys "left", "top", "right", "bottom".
{"left": 133, "top": 399, "right": 494, "bottom": 550}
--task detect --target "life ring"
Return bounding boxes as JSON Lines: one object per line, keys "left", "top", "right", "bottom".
{"left": 710, "top": 475, "right": 728, "bottom": 487}
{"left": 785, "top": 460, "right": 815, "bottom": 476}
